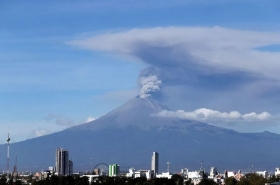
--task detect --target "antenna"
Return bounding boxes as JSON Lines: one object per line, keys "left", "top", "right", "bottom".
{"left": 167, "top": 162, "right": 171, "bottom": 172}
{"left": 7, "top": 132, "right": 11, "bottom": 179}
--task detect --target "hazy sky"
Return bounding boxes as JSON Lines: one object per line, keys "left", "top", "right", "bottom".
{"left": 1, "top": 0, "right": 280, "bottom": 143}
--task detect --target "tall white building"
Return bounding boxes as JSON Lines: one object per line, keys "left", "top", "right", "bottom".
{"left": 56, "top": 148, "right": 69, "bottom": 176}
{"left": 209, "top": 167, "right": 217, "bottom": 177}
{"left": 151, "top": 152, "right": 159, "bottom": 174}
{"left": 275, "top": 168, "right": 280, "bottom": 177}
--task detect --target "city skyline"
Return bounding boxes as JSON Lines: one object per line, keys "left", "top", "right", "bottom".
{"left": 0, "top": 1, "right": 280, "bottom": 143}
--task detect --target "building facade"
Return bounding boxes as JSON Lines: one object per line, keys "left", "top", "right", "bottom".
{"left": 109, "top": 164, "right": 120, "bottom": 177}
{"left": 151, "top": 152, "right": 159, "bottom": 174}
{"left": 69, "top": 160, "right": 73, "bottom": 175}
{"left": 55, "top": 148, "right": 69, "bottom": 176}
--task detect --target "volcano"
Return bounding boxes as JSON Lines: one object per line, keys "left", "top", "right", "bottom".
{"left": 0, "top": 96, "right": 279, "bottom": 172}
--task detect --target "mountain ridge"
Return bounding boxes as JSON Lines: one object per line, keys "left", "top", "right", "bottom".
{"left": 0, "top": 96, "right": 280, "bottom": 172}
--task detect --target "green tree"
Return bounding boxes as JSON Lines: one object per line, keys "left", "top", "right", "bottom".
{"left": 184, "top": 178, "right": 192, "bottom": 185}
{"left": 171, "top": 174, "right": 184, "bottom": 185}
{"left": 143, "top": 180, "right": 155, "bottom": 185}
{"left": 16, "top": 180, "right": 22, "bottom": 185}
{"left": 50, "top": 175, "right": 59, "bottom": 185}
{"left": 225, "top": 177, "right": 237, "bottom": 185}
{"left": 74, "top": 176, "right": 88, "bottom": 185}
{"left": 198, "top": 174, "right": 217, "bottom": 185}
{"left": 0, "top": 176, "right": 7, "bottom": 185}
{"left": 237, "top": 173, "right": 266, "bottom": 185}
{"left": 268, "top": 175, "right": 280, "bottom": 183}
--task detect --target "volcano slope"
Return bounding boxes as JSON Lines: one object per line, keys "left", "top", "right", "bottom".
{"left": 0, "top": 96, "right": 279, "bottom": 172}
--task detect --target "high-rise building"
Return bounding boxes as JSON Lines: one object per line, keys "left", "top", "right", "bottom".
{"left": 151, "top": 152, "right": 158, "bottom": 174}
{"left": 210, "top": 167, "right": 217, "bottom": 177}
{"left": 109, "top": 164, "right": 120, "bottom": 177}
{"left": 55, "top": 148, "right": 69, "bottom": 176}
{"left": 69, "top": 160, "right": 73, "bottom": 175}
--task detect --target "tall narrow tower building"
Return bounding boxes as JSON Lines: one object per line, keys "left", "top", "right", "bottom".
{"left": 55, "top": 148, "right": 69, "bottom": 176}
{"left": 151, "top": 152, "right": 159, "bottom": 174}
{"left": 7, "top": 133, "right": 10, "bottom": 179}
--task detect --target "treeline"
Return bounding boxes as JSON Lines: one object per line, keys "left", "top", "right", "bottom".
{"left": 0, "top": 173, "right": 280, "bottom": 185}
{"left": 225, "top": 173, "right": 280, "bottom": 185}
{"left": 32, "top": 175, "right": 190, "bottom": 185}
{"left": 0, "top": 175, "right": 22, "bottom": 185}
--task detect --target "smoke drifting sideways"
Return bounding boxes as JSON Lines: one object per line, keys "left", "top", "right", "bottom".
{"left": 68, "top": 27, "right": 280, "bottom": 113}
{"left": 139, "top": 75, "right": 162, "bottom": 98}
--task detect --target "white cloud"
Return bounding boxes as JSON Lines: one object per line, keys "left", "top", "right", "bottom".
{"left": 139, "top": 75, "right": 162, "bottom": 98}
{"left": 86, "top": 117, "right": 96, "bottom": 122}
{"left": 46, "top": 114, "right": 91, "bottom": 127}
{"left": 154, "top": 108, "right": 271, "bottom": 122}
{"left": 68, "top": 26, "right": 280, "bottom": 129}
{"left": 27, "top": 128, "right": 52, "bottom": 139}
{"left": 68, "top": 26, "right": 280, "bottom": 80}
{"left": 46, "top": 114, "right": 78, "bottom": 127}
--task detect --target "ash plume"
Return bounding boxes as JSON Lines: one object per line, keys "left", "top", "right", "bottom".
{"left": 139, "top": 75, "right": 162, "bottom": 98}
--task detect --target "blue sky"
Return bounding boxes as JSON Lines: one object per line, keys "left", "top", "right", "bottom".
{"left": 0, "top": 0, "right": 280, "bottom": 142}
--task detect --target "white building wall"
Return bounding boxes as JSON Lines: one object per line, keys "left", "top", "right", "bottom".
{"left": 151, "top": 152, "right": 159, "bottom": 174}
{"left": 275, "top": 168, "right": 280, "bottom": 177}
{"left": 181, "top": 168, "right": 188, "bottom": 178}
{"left": 187, "top": 171, "right": 202, "bottom": 179}
{"left": 156, "top": 172, "right": 172, "bottom": 179}
{"left": 126, "top": 168, "right": 135, "bottom": 178}
{"left": 256, "top": 171, "right": 268, "bottom": 178}
{"left": 227, "top": 171, "right": 235, "bottom": 178}
{"left": 210, "top": 167, "right": 217, "bottom": 176}
{"left": 82, "top": 175, "right": 99, "bottom": 183}
{"left": 133, "top": 170, "right": 154, "bottom": 179}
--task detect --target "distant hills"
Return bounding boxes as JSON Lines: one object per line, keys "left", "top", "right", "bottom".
{"left": 1, "top": 96, "right": 280, "bottom": 173}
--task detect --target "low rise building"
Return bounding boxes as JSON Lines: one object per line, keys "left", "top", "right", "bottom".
{"left": 82, "top": 175, "right": 99, "bottom": 183}
{"left": 275, "top": 168, "right": 280, "bottom": 177}
{"left": 134, "top": 170, "right": 154, "bottom": 179}
{"left": 256, "top": 171, "right": 268, "bottom": 178}
{"left": 209, "top": 167, "right": 217, "bottom": 177}
{"left": 187, "top": 170, "right": 203, "bottom": 179}
{"left": 156, "top": 172, "right": 172, "bottom": 179}
{"left": 126, "top": 168, "right": 136, "bottom": 178}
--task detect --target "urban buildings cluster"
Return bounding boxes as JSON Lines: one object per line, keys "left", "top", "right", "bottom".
{"left": 79, "top": 151, "right": 280, "bottom": 185}
{"left": 3, "top": 146, "right": 280, "bottom": 185}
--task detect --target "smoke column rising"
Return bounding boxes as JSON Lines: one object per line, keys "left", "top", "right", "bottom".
{"left": 139, "top": 75, "right": 162, "bottom": 98}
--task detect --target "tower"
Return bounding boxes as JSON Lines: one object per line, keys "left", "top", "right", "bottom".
{"left": 7, "top": 133, "right": 10, "bottom": 179}
{"left": 55, "top": 148, "right": 69, "bottom": 176}
{"left": 167, "top": 162, "right": 171, "bottom": 173}
{"left": 151, "top": 152, "right": 159, "bottom": 174}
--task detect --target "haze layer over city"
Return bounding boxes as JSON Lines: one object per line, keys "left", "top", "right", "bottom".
{"left": 1, "top": 0, "right": 280, "bottom": 175}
